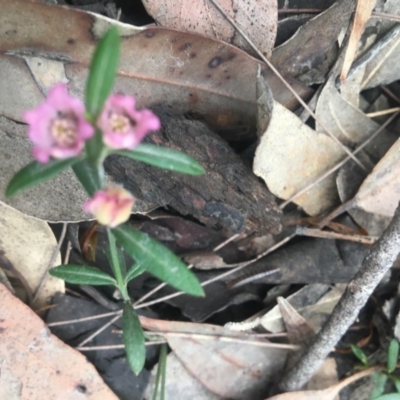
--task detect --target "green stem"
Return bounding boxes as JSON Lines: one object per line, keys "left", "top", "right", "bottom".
{"left": 107, "top": 228, "right": 130, "bottom": 301}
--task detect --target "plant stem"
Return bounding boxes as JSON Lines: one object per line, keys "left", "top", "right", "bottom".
{"left": 107, "top": 228, "right": 130, "bottom": 301}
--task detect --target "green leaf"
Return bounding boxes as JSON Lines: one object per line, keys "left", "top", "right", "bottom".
{"left": 6, "top": 158, "right": 80, "bottom": 198}
{"left": 49, "top": 264, "right": 117, "bottom": 285}
{"left": 112, "top": 225, "right": 204, "bottom": 297}
{"left": 388, "top": 339, "right": 399, "bottom": 373}
{"left": 351, "top": 345, "right": 369, "bottom": 366}
{"left": 125, "top": 263, "right": 146, "bottom": 284}
{"left": 105, "top": 242, "right": 127, "bottom": 279}
{"left": 152, "top": 343, "right": 167, "bottom": 400}
{"left": 85, "top": 128, "right": 106, "bottom": 165}
{"left": 370, "top": 394, "right": 400, "bottom": 400}
{"left": 116, "top": 144, "right": 205, "bottom": 175}
{"left": 390, "top": 376, "right": 400, "bottom": 392}
{"left": 370, "top": 373, "right": 388, "bottom": 399}
{"left": 86, "top": 26, "right": 120, "bottom": 117}
{"left": 122, "top": 302, "right": 146, "bottom": 375}
{"left": 72, "top": 159, "right": 102, "bottom": 196}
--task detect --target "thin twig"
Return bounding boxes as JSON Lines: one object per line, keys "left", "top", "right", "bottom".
{"left": 31, "top": 222, "right": 67, "bottom": 306}
{"left": 133, "top": 233, "right": 241, "bottom": 307}
{"left": 279, "top": 201, "right": 400, "bottom": 391}
{"left": 295, "top": 226, "right": 377, "bottom": 245}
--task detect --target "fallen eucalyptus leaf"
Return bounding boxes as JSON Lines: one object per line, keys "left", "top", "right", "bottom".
{"left": 142, "top": 0, "right": 277, "bottom": 58}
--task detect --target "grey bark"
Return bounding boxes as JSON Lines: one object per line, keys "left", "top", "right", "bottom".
{"left": 279, "top": 201, "right": 400, "bottom": 391}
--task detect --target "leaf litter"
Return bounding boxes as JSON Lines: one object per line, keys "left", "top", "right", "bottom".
{"left": 3, "top": 0, "right": 400, "bottom": 399}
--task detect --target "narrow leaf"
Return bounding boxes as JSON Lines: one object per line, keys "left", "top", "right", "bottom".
{"left": 86, "top": 26, "right": 120, "bottom": 117}
{"left": 351, "top": 345, "right": 369, "bottom": 366}
{"left": 152, "top": 343, "right": 167, "bottom": 400}
{"left": 6, "top": 158, "right": 79, "bottom": 198}
{"left": 72, "top": 159, "right": 102, "bottom": 196}
{"left": 117, "top": 145, "right": 205, "bottom": 175}
{"left": 49, "top": 264, "right": 117, "bottom": 285}
{"left": 122, "top": 302, "right": 146, "bottom": 375}
{"left": 85, "top": 128, "right": 105, "bottom": 165}
{"left": 391, "top": 376, "right": 400, "bottom": 393}
{"left": 371, "top": 394, "right": 400, "bottom": 400}
{"left": 112, "top": 225, "right": 204, "bottom": 297}
{"left": 125, "top": 263, "right": 146, "bottom": 284}
{"left": 388, "top": 339, "right": 399, "bottom": 373}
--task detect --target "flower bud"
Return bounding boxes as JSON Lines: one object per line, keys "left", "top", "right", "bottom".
{"left": 84, "top": 187, "right": 135, "bottom": 228}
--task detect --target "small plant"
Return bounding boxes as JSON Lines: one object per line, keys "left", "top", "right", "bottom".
{"left": 6, "top": 27, "right": 205, "bottom": 375}
{"left": 351, "top": 339, "right": 400, "bottom": 399}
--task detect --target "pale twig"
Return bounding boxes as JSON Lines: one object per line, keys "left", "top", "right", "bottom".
{"left": 280, "top": 201, "right": 400, "bottom": 391}
{"left": 207, "top": 0, "right": 366, "bottom": 171}
{"left": 295, "top": 226, "right": 378, "bottom": 245}
{"left": 133, "top": 233, "right": 241, "bottom": 307}
{"left": 31, "top": 222, "right": 67, "bottom": 306}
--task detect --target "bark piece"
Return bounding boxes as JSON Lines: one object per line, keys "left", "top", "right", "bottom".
{"left": 105, "top": 109, "right": 281, "bottom": 235}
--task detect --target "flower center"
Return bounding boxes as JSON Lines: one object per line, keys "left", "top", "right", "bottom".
{"left": 109, "top": 112, "right": 135, "bottom": 134}
{"left": 51, "top": 116, "right": 77, "bottom": 147}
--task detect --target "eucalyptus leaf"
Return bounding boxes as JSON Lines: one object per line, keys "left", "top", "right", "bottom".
{"left": 6, "top": 158, "right": 80, "bottom": 198}
{"left": 49, "top": 264, "right": 117, "bottom": 286}
{"left": 387, "top": 339, "right": 399, "bottom": 373}
{"left": 122, "top": 302, "right": 146, "bottom": 375}
{"left": 85, "top": 26, "right": 120, "bottom": 117}
{"left": 112, "top": 225, "right": 204, "bottom": 297}
{"left": 72, "top": 159, "right": 102, "bottom": 196}
{"left": 117, "top": 144, "right": 205, "bottom": 175}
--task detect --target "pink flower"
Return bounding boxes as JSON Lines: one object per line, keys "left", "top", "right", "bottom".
{"left": 23, "top": 84, "right": 94, "bottom": 163}
{"left": 84, "top": 187, "right": 135, "bottom": 228}
{"left": 98, "top": 95, "right": 160, "bottom": 150}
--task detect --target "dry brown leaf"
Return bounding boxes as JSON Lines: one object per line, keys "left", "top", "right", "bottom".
{"left": 0, "top": 0, "right": 310, "bottom": 221}
{"left": 140, "top": 316, "right": 291, "bottom": 399}
{"left": 142, "top": 0, "right": 277, "bottom": 58}
{"left": 277, "top": 296, "right": 315, "bottom": 345}
{"left": 264, "top": 366, "right": 378, "bottom": 400}
{"left": 144, "top": 353, "right": 221, "bottom": 400}
{"left": 259, "top": 285, "right": 345, "bottom": 334}
{"left": 340, "top": 0, "right": 377, "bottom": 82}
{"left": 354, "top": 139, "right": 400, "bottom": 217}
{"left": 0, "top": 283, "right": 117, "bottom": 399}
{"left": 272, "top": 0, "right": 354, "bottom": 84}
{"left": 253, "top": 101, "right": 345, "bottom": 216}
{"left": 315, "top": 79, "right": 386, "bottom": 148}
{"left": 0, "top": 201, "right": 64, "bottom": 310}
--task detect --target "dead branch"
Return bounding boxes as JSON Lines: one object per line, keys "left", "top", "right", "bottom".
{"left": 279, "top": 201, "right": 400, "bottom": 391}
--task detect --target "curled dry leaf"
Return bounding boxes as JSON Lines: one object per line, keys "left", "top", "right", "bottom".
{"left": 354, "top": 139, "right": 400, "bottom": 217}
{"left": 0, "top": 283, "right": 117, "bottom": 399}
{"left": 271, "top": 0, "right": 355, "bottom": 84}
{"left": 142, "top": 0, "right": 277, "bottom": 58}
{"left": 0, "top": 201, "right": 64, "bottom": 310}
